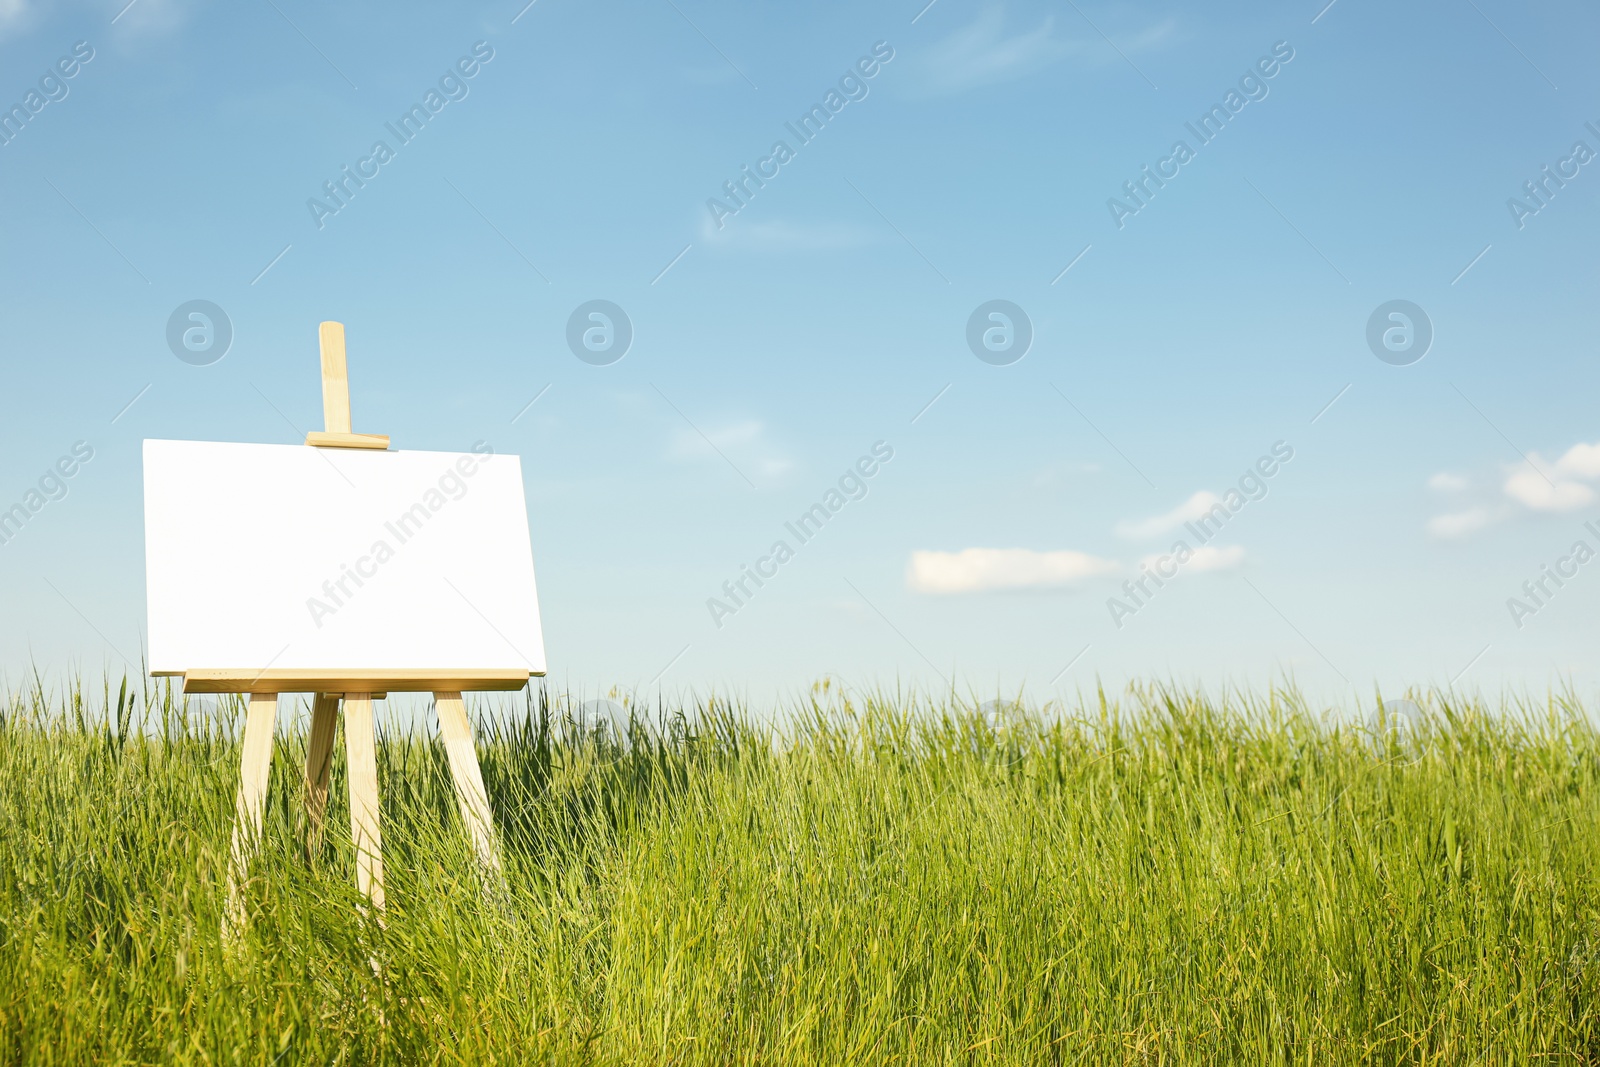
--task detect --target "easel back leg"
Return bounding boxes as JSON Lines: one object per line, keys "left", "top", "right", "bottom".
{"left": 303, "top": 693, "right": 340, "bottom": 859}
{"left": 343, "top": 693, "right": 386, "bottom": 914}
{"left": 224, "top": 692, "right": 278, "bottom": 938}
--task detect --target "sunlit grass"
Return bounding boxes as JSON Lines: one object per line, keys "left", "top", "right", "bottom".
{"left": 2, "top": 678, "right": 1598, "bottom": 1063}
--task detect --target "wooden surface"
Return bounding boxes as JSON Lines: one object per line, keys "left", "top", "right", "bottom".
{"left": 224, "top": 693, "right": 278, "bottom": 936}
{"left": 303, "top": 693, "right": 340, "bottom": 857}
{"left": 181, "top": 669, "right": 534, "bottom": 694}
{"left": 304, "top": 431, "right": 389, "bottom": 450}
{"left": 318, "top": 321, "right": 352, "bottom": 434}
{"left": 435, "top": 691, "right": 503, "bottom": 874}
{"left": 343, "top": 693, "right": 386, "bottom": 914}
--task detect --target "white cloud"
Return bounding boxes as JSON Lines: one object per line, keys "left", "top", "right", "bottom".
{"left": 1494, "top": 442, "right": 1600, "bottom": 514}
{"left": 1426, "top": 509, "right": 1492, "bottom": 539}
{"left": 907, "top": 547, "right": 1117, "bottom": 594}
{"left": 1422, "top": 440, "right": 1600, "bottom": 538}
{"left": 1115, "top": 491, "right": 1221, "bottom": 540}
{"left": 1139, "top": 543, "right": 1244, "bottom": 573}
{"left": 1553, "top": 442, "right": 1600, "bottom": 479}
{"left": 1503, "top": 465, "right": 1594, "bottom": 513}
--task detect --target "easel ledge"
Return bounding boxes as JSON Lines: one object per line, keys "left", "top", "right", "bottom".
{"left": 165, "top": 668, "right": 535, "bottom": 694}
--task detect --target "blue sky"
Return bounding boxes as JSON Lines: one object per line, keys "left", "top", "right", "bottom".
{"left": 2, "top": 0, "right": 1597, "bottom": 710}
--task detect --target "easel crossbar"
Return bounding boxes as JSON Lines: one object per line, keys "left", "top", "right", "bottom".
{"left": 178, "top": 669, "right": 534, "bottom": 694}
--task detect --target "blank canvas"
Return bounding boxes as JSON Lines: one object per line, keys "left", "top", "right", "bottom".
{"left": 144, "top": 439, "right": 545, "bottom": 676}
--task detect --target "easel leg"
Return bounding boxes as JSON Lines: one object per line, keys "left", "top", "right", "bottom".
{"left": 225, "top": 692, "right": 278, "bottom": 937}
{"left": 435, "top": 691, "right": 503, "bottom": 875}
{"left": 303, "top": 692, "right": 340, "bottom": 859}
{"left": 343, "top": 692, "right": 386, "bottom": 914}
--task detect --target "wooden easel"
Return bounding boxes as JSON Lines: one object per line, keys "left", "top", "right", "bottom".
{"left": 215, "top": 322, "right": 528, "bottom": 934}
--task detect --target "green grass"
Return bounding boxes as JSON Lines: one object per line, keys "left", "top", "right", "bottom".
{"left": 3, "top": 678, "right": 1600, "bottom": 1064}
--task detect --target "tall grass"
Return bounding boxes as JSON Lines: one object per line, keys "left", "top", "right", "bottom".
{"left": 2, "top": 678, "right": 1598, "bottom": 1063}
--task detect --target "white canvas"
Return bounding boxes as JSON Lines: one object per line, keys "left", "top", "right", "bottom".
{"left": 143, "top": 439, "right": 545, "bottom": 677}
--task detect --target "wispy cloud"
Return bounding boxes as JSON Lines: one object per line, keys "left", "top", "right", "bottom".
{"left": 0, "top": 0, "right": 33, "bottom": 39}
{"left": 901, "top": 7, "right": 1173, "bottom": 98}
{"left": 1117, "top": 16, "right": 1178, "bottom": 53}
{"left": 907, "top": 547, "right": 1117, "bottom": 594}
{"left": 1030, "top": 459, "right": 1102, "bottom": 488}
{"left": 699, "top": 217, "right": 879, "bottom": 252}
{"left": 1115, "top": 490, "right": 1220, "bottom": 540}
{"left": 1427, "top": 508, "right": 1493, "bottom": 540}
{"left": 106, "top": 0, "right": 193, "bottom": 36}
{"left": 1428, "top": 472, "right": 1469, "bottom": 492}
{"left": 668, "top": 419, "right": 761, "bottom": 459}
{"left": 901, "top": 7, "right": 1077, "bottom": 98}
{"left": 668, "top": 419, "right": 793, "bottom": 480}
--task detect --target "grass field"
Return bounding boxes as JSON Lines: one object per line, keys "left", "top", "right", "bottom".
{"left": 2, "top": 678, "right": 1599, "bottom": 1064}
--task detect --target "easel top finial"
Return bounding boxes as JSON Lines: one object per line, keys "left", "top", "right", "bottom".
{"left": 307, "top": 320, "right": 390, "bottom": 450}
{"left": 318, "top": 321, "right": 351, "bottom": 435}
